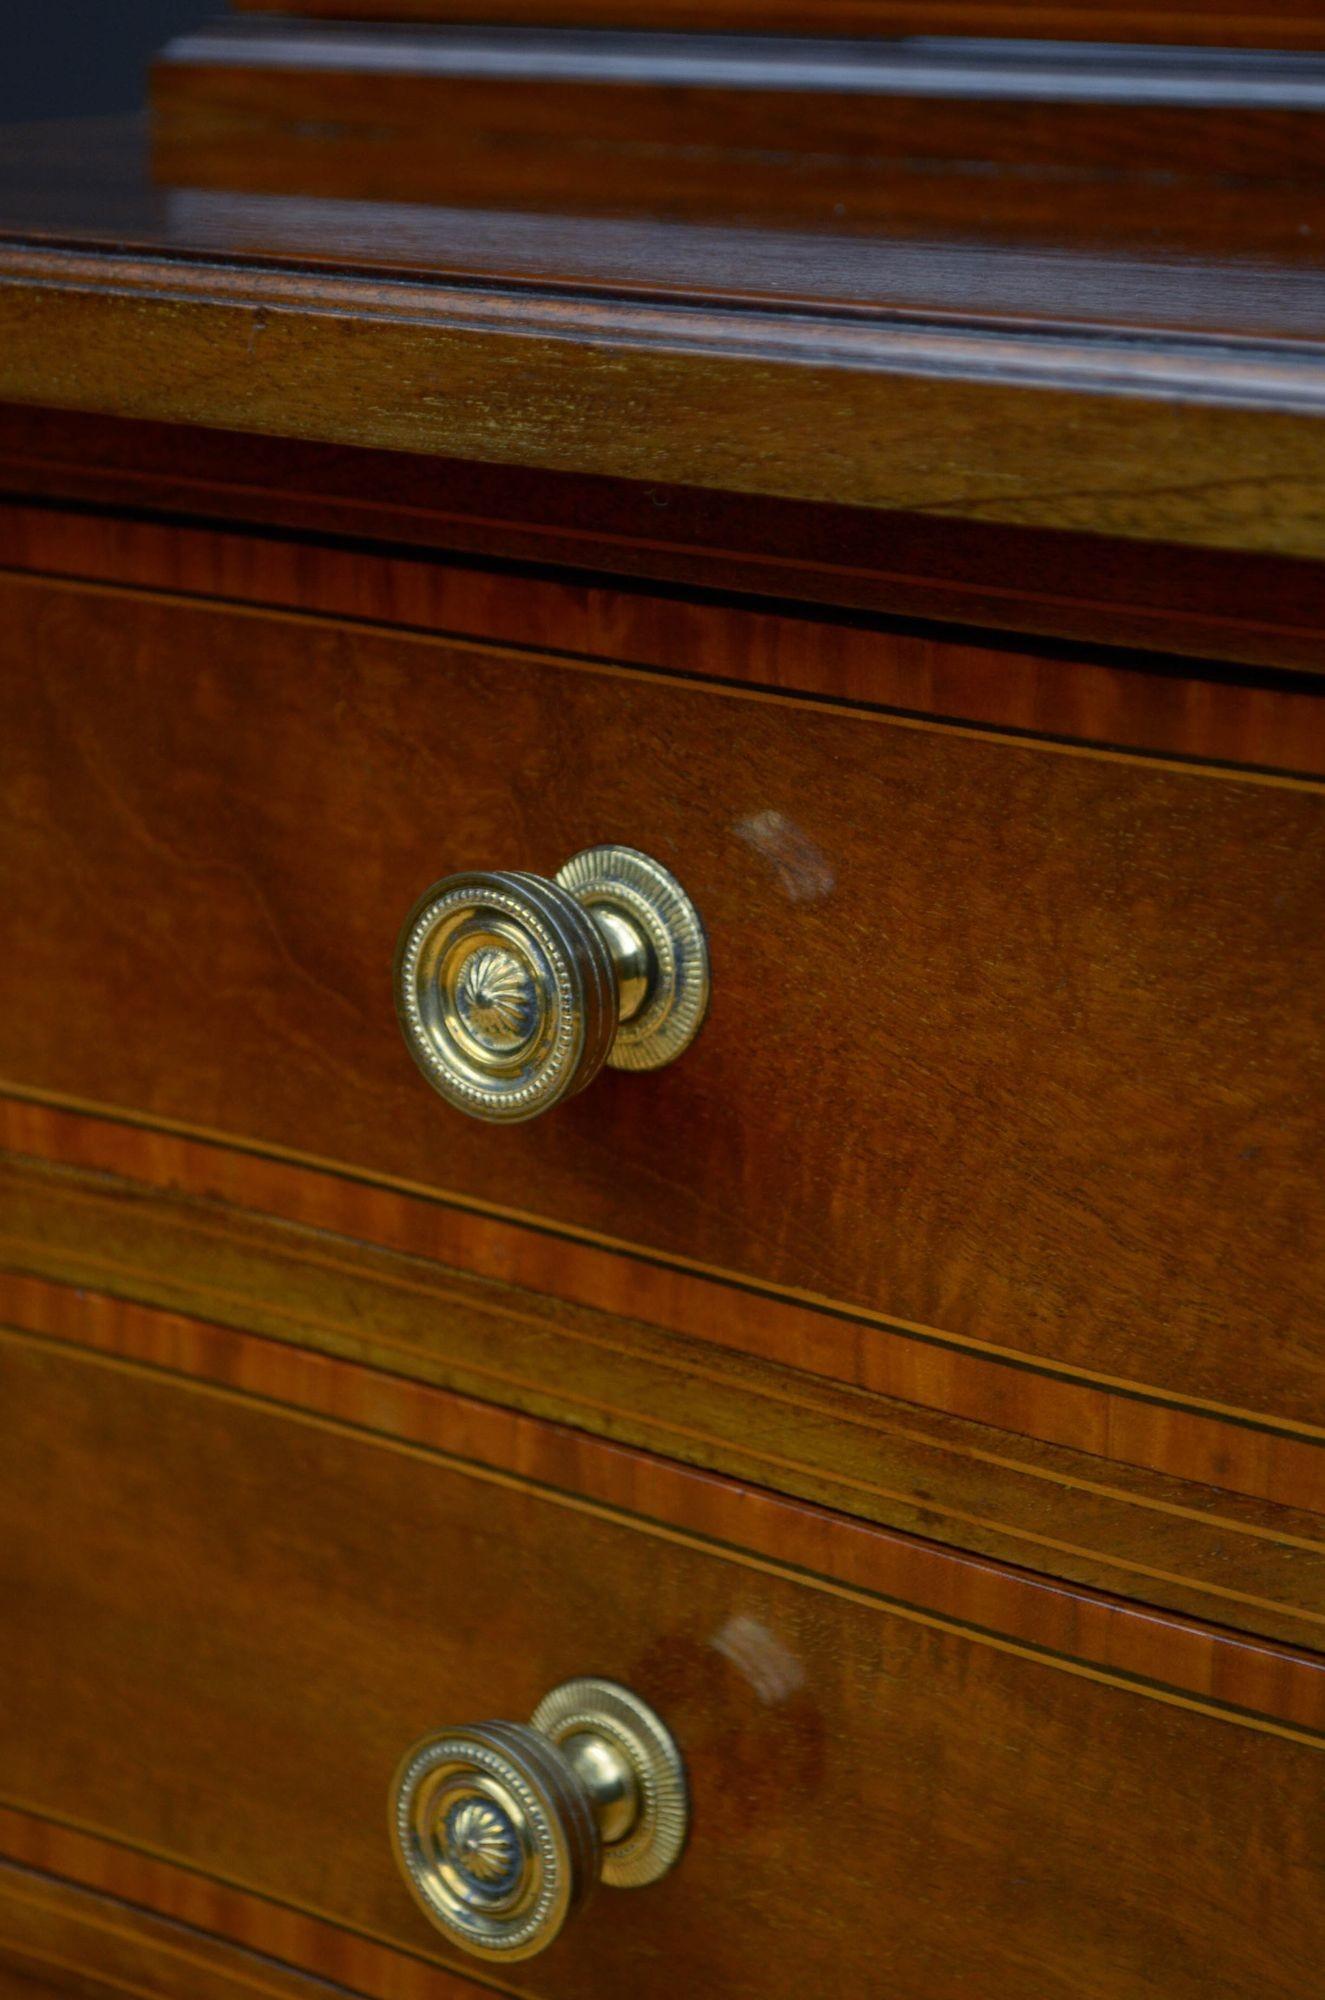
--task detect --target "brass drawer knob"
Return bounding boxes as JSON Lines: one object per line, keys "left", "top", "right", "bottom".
{"left": 394, "top": 845, "right": 709, "bottom": 1123}
{"left": 389, "top": 1677, "right": 688, "bottom": 1963}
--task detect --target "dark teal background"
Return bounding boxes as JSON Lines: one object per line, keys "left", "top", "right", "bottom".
{"left": 1, "top": 3, "right": 212, "bottom": 124}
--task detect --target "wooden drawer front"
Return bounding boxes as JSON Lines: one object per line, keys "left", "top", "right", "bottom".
{"left": 1, "top": 1320, "right": 1322, "bottom": 2000}
{"left": 225, "top": 0, "right": 1325, "bottom": 49}
{"left": 2, "top": 572, "right": 1323, "bottom": 1429}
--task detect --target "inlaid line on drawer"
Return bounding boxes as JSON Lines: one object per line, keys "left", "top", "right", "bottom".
{"left": 4, "top": 1323, "right": 1321, "bottom": 2000}
{"left": 8, "top": 507, "right": 1325, "bottom": 769}
{"left": 4, "top": 1157, "right": 1325, "bottom": 1654}
{"left": 2, "top": 1310, "right": 1322, "bottom": 1742}
{"left": 5, "top": 572, "right": 1323, "bottom": 1437}
{"left": 0, "top": 1820, "right": 517, "bottom": 2000}
{"left": 0, "top": 1855, "right": 442, "bottom": 2000}
{"left": 5, "top": 1093, "right": 1323, "bottom": 1484}
{"left": 0, "top": 1835, "right": 495, "bottom": 2000}
{"left": 5, "top": 563, "right": 1325, "bottom": 790}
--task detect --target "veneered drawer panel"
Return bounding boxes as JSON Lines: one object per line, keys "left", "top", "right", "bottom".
{"left": 2, "top": 573, "right": 1323, "bottom": 1425}
{"left": 1, "top": 1321, "right": 1321, "bottom": 2000}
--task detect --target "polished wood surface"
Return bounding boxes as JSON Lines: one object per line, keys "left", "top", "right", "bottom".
{"left": 0, "top": 1967, "right": 87, "bottom": 2000}
{"left": 3, "top": 238, "right": 1320, "bottom": 559}
{"left": 5, "top": 1143, "right": 1322, "bottom": 1647}
{"left": 9, "top": 1285, "right": 1322, "bottom": 1727}
{"left": 2, "top": 1096, "right": 1320, "bottom": 1504}
{"left": 2, "top": 567, "right": 1322, "bottom": 1431}
{"left": 0, "top": 1845, "right": 489, "bottom": 2000}
{"left": 0, "top": 1312, "right": 1321, "bottom": 1999}
{"left": 4, "top": 126, "right": 1325, "bottom": 558}
{"left": 13, "top": 120, "right": 1325, "bottom": 283}
{"left": 152, "top": 27, "right": 1325, "bottom": 226}
{"left": 6, "top": 1097, "right": 1320, "bottom": 1512}
{"left": 227, "top": 0, "right": 1325, "bottom": 52}
{"left": 5, "top": 25, "right": 1325, "bottom": 1992}
{"left": 7, "top": 408, "right": 1325, "bottom": 679}
{"left": 6, "top": 497, "right": 1325, "bottom": 765}
{"left": 0, "top": 1968, "right": 73, "bottom": 2000}
{"left": 0, "top": 1860, "right": 461, "bottom": 2000}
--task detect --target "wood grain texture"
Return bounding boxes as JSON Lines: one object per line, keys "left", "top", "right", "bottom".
{"left": 7, "top": 499, "right": 1325, "bottom": 771}
{"left": 0, "top": 1966, "right": 94, "bottom": 2000}
{"left": 0, "top": 1966, "right": 77, "bottom": 2000}
{"left": 0, "top": 1323, "right": 1322, "bottom": 1999}
{"left": 0, "top": 1860, "right": 445, "bottom": 2000}
{"left": 9, "top": 408, "right": 1325, "bottom": 679}
{"left": 10, "top": 1300, "right": 1324, "bottom": 1728}
{"left": 7, "top": 1097, "right": 1319, "bottom": 1521}
{"left": 4, "top": 1163, "right": 1323, "bottom": 1647}
{"left": 12, "top": 117, "right": 1325, "bottom": 289}
{"left": 152, "top": 27, "right": 1325, "bottom": 228}
{"left": 226, "top": 0, "right": 1325, "bottom": 46}
{"left": 2, "top": 571, "right": 1323, "bottom": 1430}
{"left": 15, "top": 120, "right": 1325, "bottom": 308}
{"left": 0, "top": 1838, "right": 485, "bottom": 2000}
{"left": 4, "top": 232, "right": 1325, "bottom": 558}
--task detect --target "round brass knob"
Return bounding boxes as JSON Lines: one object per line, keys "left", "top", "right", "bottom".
{"left": 394, "top": 846, "right": 709, "bottom": 1123}
{"left": 389, "top": 1678, "right": 688, "bottom": 1963}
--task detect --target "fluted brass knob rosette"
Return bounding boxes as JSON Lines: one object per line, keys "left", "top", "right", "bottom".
{"left": 393, "top": 845, "right": 709, "bottom": 1123}
{"left": 389, "top": 1678, "right": 688, "bottom": 1963}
